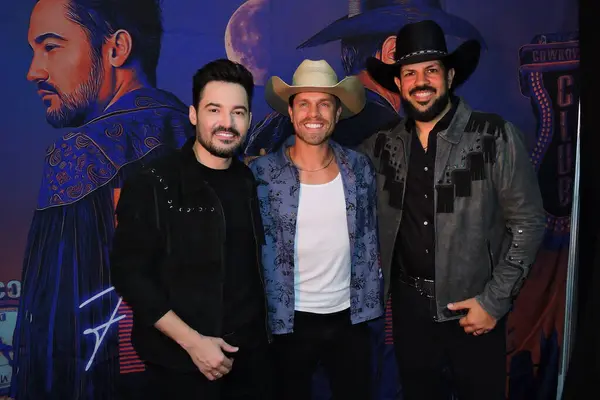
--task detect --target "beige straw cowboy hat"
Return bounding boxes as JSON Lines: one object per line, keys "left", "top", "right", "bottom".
{"left": 264, "top": 59, "right": 366, "bottom": 119}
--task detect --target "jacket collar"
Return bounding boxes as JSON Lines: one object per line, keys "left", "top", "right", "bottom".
{"left": 179, "top": 135, "right": 245, "bottom": 194}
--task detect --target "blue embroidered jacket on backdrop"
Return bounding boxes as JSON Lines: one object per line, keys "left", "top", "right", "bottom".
{"left": 249, "top": 135, "right": 384, "bottom": 335}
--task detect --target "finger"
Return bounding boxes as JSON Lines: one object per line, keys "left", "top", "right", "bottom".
{"left": 217, "top": 364, "right": 231, "bottom": 375}
{"left": 259, "top": 148, "right": 267, "bottom": 155}
{"left": 447, "top": 298, "right": 474, "bottom": 311}
{"left": 459, "top": 317, "right": 469, "bottom": 327}
{"left": 463, "top": 324, "right": 477, "bottom": 334}
{"left": 218, "top": 339, "right": 239, "bottom": 353}
{"left": 202, "top": 369, "right": 216, "bottom": 381}
{"left": 222, "top": 356, "right": 234, "bottom": 369}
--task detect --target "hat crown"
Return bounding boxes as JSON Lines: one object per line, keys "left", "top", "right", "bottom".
{"left": 394, "top": 20, "right": 448, "bottom": 62}
{"left": 292, "top": 59, "right": 340, "bottom": 87}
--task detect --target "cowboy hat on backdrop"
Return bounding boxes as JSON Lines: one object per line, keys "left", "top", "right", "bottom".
{"left": 297, "top": 0, "right": 487, "bottom": 50}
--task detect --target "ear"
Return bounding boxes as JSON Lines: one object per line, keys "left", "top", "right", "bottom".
{"left": 107, "top": 29, "right": 133, "bottom": 68}
{"left": 288, "top": 105, "right": 294, "bottom": 123}
{"left": 447, "top": 68, "right": 456, "bottom": 88}
{"left": 393, "top": 76, "right": 402, "bottom": 92}
{"left": 380, "top": 35, "right": 397, "bottom": 65}
{"left": 189, "top": 105, "right": 197, "bottom": 126}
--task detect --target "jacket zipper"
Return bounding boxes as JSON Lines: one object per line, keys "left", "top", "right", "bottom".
{"left": 249, "top": 198, "right": 272, "bottom": 343}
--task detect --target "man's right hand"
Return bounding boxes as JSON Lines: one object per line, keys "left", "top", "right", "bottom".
{"left": 183, "top": 333, "right": 239, "bottom": 381}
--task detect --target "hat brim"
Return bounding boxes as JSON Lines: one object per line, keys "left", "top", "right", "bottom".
{"left": 297, "top": 6, "right": 487, "bottom": 50}
{"left": 365, "top": 39, "right": 482, "bottom": 93}
{"left": 264, "top": 75, "right": 366, "bottom": 119}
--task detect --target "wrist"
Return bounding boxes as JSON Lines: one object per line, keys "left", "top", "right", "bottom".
{"left": 177, "top": 327, "right": 203, "bottom": 351}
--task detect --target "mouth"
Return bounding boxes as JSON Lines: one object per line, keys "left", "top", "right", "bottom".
{"left": 304, "top": 122, "right": 324, "bottom": 130}
{"left": 38, "top": 90, "right": 56, "bottom": 100}
{"left": 412, "top": 90, "right": 435, "bottom": 102}
{"left": 213, "top": 131, "right": 238, "bottom": 141}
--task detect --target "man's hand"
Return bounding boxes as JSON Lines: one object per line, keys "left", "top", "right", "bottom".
{"left": 183, "top": 332, "right": 239, "bottom": 381}
{"left": 153, "top": 311, "right": 239, "bottom": 380}
{"left": 447, "top": 298, "right": 497, "bottom": 336}
{"left": 244, "top": 148, "right": 267, "bottom": 165}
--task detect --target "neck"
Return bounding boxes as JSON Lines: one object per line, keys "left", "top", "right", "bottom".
{"left": 193, "top": 140, "right": 232, "bottom": 170}
{"left": 358, "top": 70, "right": 401, "bottom": 112}
{"left": 101, "top": 70, "right": 149, "bottom": 111}
{"left": 414, "top": 100, "right": 452, "bottom": 136}
{"left": 289, "top": 138, "right": 332, "bottom": 170}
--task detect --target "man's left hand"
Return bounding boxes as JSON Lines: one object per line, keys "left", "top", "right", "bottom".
{"left": 447, "top": 298, "right": 496, "bottom": 336}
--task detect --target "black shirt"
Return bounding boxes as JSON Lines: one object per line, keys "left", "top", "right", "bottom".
{"left": 393, "top": 100, "right": 458, "bottom": 280}
{"left": 196, "top": 160, "right": 262, "bottom": 335}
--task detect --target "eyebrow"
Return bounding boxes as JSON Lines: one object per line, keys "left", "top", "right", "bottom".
{"left": 403, "top": 63, "right": 441, "bottom": 73}
{"left": 34, "top": 33, "right": 67, "bottom": 44}
{"left": 205, "top": 102, "right": 248, "bottom": 112}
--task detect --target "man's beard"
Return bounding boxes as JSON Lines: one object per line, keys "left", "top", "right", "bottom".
{"left": 197, "top": 125, "right": 244, "bottom": 159}
{"left": 42, "top": 53, "right": 103, "bottom": 128}
{"left": 401, "top": 84, "right": 451, "bottom": 122}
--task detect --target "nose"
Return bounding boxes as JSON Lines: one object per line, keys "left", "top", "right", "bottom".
{"left": 415, "top": 70, "right": 431, "bottom": 86}
{"left": 27, "top": 52, "right": 49, "bottom": 82}
{"left": 308, "top": 103, "right": 320, "bottom": 118}
{"left": 218, "top": 111, "right": 235, "bottom": 128}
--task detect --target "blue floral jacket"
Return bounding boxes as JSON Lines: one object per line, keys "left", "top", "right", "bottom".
{"left": 249, "top": 136, "right": 384, "bottom": 335}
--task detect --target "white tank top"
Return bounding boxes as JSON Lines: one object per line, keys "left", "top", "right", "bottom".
{"left": 294, "top": 173, "right": 351, "bottom": 314}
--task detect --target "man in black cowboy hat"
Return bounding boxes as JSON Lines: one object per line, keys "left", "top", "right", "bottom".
{"left": 360, "top": 20, "right": 546, "bottom": 399}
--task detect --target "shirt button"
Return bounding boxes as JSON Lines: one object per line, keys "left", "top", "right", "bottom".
{"left": 425, "top": 249, "right": 430, "bottom": 254}
{"left": 424, "top": 167, "right": 429, "bottom": 171}
{"left": 424, "top": 194, "right": 428, "bottom": 199}
{"left": 424, "top": 221, "right": 429, "bottom": 226}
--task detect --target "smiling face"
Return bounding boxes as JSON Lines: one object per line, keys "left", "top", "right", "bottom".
{"left": 288, "top": 92, "right": 342, "bottom": 146}
{"left": 394, "top": 60, "right": 455, "bottom": 122}
{"left": 189, "top": 80, "right": 252, "bottom": 159}
{"left": 27, "top": 0, "right": 105, "bottom": 128}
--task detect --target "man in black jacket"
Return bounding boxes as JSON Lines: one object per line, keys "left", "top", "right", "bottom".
{"left": 110, "top": 59, "right": 272, "bottom": 399}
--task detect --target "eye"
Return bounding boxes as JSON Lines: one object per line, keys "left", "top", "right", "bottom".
{"left": 208, "top": 108, "right": 219, "bottom": 113}
{"left": 233, "top": 111, "right": 245, "bottom": 116}
{"left": 44, "top": 44, "right": 59, "bottom": 52}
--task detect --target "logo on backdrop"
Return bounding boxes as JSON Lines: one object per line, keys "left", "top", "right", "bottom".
{"left": 518, "top": 32, "right": 579, "bottom": 244}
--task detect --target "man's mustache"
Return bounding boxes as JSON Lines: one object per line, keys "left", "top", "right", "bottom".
{"left": 212, "top": 126, "right": 240, "bottom": 136}
{"left": 409, "top": 85, "right": 436, "bottom": 96}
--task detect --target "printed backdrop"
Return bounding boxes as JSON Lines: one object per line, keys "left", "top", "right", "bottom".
{"left": 0, "top": 0, "right": 578, "bottom": 399}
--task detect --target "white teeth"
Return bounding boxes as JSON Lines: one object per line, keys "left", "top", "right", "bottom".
{"left": 414, "top": 91, "right": 433, "bottom": 98}
{"left": 305, "top": 123, "right": 323, "bottom": 129}
{"left": 215, "top": 133, "right": 234, "bottom": 138}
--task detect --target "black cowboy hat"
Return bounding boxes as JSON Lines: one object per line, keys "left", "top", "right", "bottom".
{"left": 366, "top": 20, "right": 482, "bottom": 93}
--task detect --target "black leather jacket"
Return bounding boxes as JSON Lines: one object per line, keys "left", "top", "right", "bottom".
{"left": 110, "top": 138, "right": 269, "bottom": 371}
{"left": 360, "top": 98, "right": 546, "bottom": 322}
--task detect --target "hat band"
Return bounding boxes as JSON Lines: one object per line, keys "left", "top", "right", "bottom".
{"left": 397, "top": 49, "right": 447, "bottom": 61}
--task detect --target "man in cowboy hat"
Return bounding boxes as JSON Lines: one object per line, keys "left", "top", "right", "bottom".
{"left": 249, "top": 59, "right": 383, "bottom": 399}
{"left": 360, "top": 20, "right": 546, "bottom": 399}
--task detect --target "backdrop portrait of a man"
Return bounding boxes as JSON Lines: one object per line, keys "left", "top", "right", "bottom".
{"left": 9, "top": 0, "right": 193, "bottom": 398}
